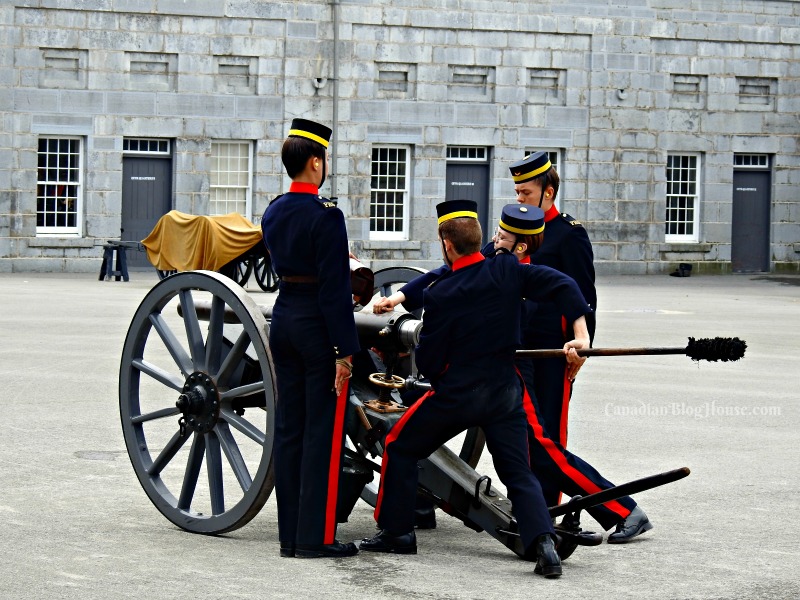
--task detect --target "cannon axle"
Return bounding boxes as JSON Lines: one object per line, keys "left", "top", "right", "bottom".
{"left": 176, "top": 372, "right": 221, "bottom": 434}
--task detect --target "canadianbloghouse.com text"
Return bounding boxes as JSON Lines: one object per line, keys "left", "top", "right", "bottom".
{"left": 604, "top": 400, "right": 782, "bottom": 420}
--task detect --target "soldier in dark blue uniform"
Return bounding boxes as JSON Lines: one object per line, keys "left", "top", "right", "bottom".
{"left": 261, "top": 118, "right": 360, "bottom": 558}
{"left": 360, "top": 200, "right": 593, "bottom": 578}
{"left": 509, "top": 151, "right": 651, "bottom": 543}
{"left": 376, "top": 204, "right": 646, "bottom": 539}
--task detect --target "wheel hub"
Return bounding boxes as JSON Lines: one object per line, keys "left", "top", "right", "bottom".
{"left": 177, "top": 372, "right": 220, "bottom": 433}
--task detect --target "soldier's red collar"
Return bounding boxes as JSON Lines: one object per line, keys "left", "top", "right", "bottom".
{"left": 289, "top": 182, "right": 319, "bottom": 195}
{"left": 544, "top": 204, "right": 560, "bottom": 222}
{"left": 519, "top": 256, "right": 531, "bottom": 264}
{"left": 452, "top": 252, "right": 485, "bottom": 271}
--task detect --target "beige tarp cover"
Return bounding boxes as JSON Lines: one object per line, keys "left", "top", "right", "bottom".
{"left": 141, "top": 210, "right": 262, "bottom": 271}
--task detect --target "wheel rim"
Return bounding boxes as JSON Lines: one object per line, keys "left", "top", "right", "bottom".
{"left": 119, "top": 270, "right": 276, "bottom": 534}
{"left": 232, "top": 258, "right": 253, "bottom": 286}
{"left": 254, "top": 254, "right": 279, "bottom": 292}
{"left": 371, "top": 266, "right": 427, "bottom": 319}
{"left": 352, "top": 266, "right": 486, "bottom": 508}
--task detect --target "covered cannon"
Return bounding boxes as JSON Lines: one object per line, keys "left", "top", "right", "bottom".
{"left": 141, "top": 210, "right": 279, "bottom": 290}
{"left": 119, "top": 268, "right": 693, "bottom": 557}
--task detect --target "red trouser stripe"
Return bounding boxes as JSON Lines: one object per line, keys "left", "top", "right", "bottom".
{"left": 324, "top": 380, "right": 349, "bottom": 544}
{"left": 373, "top": 390, "right": 434, "bottom": 523}
{"left": 559, "top": 371, "right": 571, "bottom": 447}
{"left": 520, "top": 378, "right": 630, "bottom": 519}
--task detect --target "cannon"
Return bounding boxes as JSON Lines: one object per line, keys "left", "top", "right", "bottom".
{"left": 119, "top": 268, "right": 695, "bottom": 558}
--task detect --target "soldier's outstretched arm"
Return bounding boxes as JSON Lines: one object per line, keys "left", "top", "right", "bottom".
{"left": 564, "top": 316, "right": 589, "bottom": 381}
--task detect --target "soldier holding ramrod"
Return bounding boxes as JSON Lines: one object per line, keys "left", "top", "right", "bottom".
{"left": 360, "top": 200, "right": 592, "bottom": 578}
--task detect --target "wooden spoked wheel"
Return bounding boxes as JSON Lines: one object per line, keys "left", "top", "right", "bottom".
{"left": 119, "top": 271, "right": 276, "bottom": 534}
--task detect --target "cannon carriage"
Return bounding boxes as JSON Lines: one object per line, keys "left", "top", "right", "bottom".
{"left": 119, "top": 268, "right": 696, "bottom": 559}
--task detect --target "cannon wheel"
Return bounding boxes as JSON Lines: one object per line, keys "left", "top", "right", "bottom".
{"left": 218, "top": 257, "right": 253, "bottom": 288}
{"left": 253, "top": 253, "right": 279, "bottom": 292}
{"left": 119, "top": 271, "right": 276, "bottom": 534}
{"left": 354, "top": 266, "right": 486, "bottom": 507}
{"left": 230, "top": 258, "right": 253, "bottom": 287}
{"left": 372, "top": 266, "right": 426, "bottom": 319}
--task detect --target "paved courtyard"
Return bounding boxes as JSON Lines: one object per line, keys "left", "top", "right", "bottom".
{"left": 0, "top": 270, "right": 797, "bottom": 599}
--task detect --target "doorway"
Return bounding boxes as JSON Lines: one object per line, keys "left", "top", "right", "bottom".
{"left": 731, "top": 155, "right": 771, "bottom": 273}
{"left": 121, "top": 139, "right": 173, "bottom": 269}
{"left": 446, "top": 147, "right": 491, "bottom": 243}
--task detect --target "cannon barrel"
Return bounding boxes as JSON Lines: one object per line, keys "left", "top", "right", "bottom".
{"left": 187, "top": 301, "right": 423, "bottom": 353}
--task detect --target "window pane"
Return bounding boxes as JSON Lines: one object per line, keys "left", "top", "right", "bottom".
{"left": 37, "top": 137, "right": 81, "bottom": 233}
{"left": 665, "top": 154, "right": 699, "bottom": 241}
{"left": 210, "top": 141, "right": 251, "bottom": 216}
{"left": 370, "top": 146, "right": 409, "bottom": 237}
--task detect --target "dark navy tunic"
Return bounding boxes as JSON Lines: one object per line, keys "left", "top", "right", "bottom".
{"left": 394, "top": 225, "right": 636, "bottom": 527}
{"left": 375, "top": 251, "right": 590, "bottom": 551}
{"left": 261, "top": 181, "right": 359, "bottom": 547}
{"left": 522, "top": 205, "right": 594, "bottom": 459}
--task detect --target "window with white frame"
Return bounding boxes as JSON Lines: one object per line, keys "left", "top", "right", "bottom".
{"left": 665, "top": 154, "right": 700, "bottom": 242}
{"left": 210, "top": 141, "right": 252, "bottom": 216}
{"left": 36, "top": 136, "right": 82, "bottom": 235}
{"left": 370, "top": 146, "right": 409, "bottom": 240}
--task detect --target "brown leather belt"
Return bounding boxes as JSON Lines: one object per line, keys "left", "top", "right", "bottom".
{"left": 281, "top": 275, "right": 319, "bottom": 283}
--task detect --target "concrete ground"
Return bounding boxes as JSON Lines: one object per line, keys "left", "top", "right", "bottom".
{"left": 0, "top": 270, "right": 798, "bottom": 599}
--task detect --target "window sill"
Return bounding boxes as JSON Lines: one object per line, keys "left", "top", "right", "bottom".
{"left": 658, "top": 243, "right": 712, "bottom": 253}
{"left": 362, "top": 240, "right": 420, "bottom": 251}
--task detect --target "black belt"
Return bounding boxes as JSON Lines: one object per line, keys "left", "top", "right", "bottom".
{"left": 281, "top": 275, "right": 319, "bottom": 283}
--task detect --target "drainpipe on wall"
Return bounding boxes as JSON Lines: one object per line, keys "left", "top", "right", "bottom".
{"left": 330, "top": 0, "right": 340, "bottom": 200}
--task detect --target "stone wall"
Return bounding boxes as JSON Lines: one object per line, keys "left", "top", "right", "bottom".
{"left": 1, "top": 0, "right": 798, "bottom": 273}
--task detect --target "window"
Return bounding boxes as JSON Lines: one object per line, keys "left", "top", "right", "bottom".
{"left": 446, "top": 147, "right": 487, "bottom": 161}
{"left": 214, "top": 55, "right": 257, "bottom": 94}
{"left": 40, "top": 48, "right": 87, "bottom": 89}
{"left": 665, "top": 154, "right": 700, "bottom": 242}
{"left": 210, "top": 141, "right": 252, "bottom": 216}
{"left": 527, "top": 68, "right": 565, "bottom": 105}
{"left": 37, "top": 137, "right": 82, "bottom": 235}
{"left": 736, "top": 77, "right": 776, "bottom": 110}
{"left": 377, "top": 62, "right": 416, "bottom": 98}
{"left": 670, "top": 74, "right": 707, "bottom": 108}
{"left": 449, "top": 65, "right": 494, "bottom": 101}
{"left": 370, "top": 146, "right": 409, "bottom": 240}
{"left": 123, "top": 138, "right": 170, "bottom": 155}
{"left": 733, "top": 154, "right": 769, "bottom": 169}
{"left": 126, "top": 52, "right": 177, "bottom": 91}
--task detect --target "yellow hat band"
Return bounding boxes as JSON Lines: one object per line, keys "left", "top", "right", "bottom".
{"left": 511, "top": 160, "right": 551, "bottom": 183}
{"left": 499, "top": 219, "right": 544, "bottom": 236}
{"left": 438, "top": 210, "right": 478, "bottom": 225}
{"left": 289, "top": 129, "right": 330, "bottom": 148}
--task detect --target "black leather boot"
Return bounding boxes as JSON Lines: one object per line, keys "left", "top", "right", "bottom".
{"left": 359, "top": 530, "right": 417, "bottom": 554}
{"left": 294, "top": 541, "right": 359, "bottom": 558}
{"left": 607, "top": 506, "right": 653, "bottom": 544}
{"left": 414, "top": 505, "right": 437, "bottom": 530}
{"left": 533, "top": 534, "right": 562, "bottom": 578}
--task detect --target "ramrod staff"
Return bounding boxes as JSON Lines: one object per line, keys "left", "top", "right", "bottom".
{"left": 516, "top": 336, "right": 746, "bottom": 363}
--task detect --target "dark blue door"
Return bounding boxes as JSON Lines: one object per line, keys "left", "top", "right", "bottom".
{"left": 121, "top": 156, "right": 173, "bottom": 268}
{"left": 446, "top": 162, "right": 490, "bottom": 243}
{"left": 731, "top": 169, "right": 770, "bottom": 273}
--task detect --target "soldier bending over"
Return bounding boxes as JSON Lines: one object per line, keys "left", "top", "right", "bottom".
{"left": 359, "top": 200, "right": 592, "bottom": 578}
